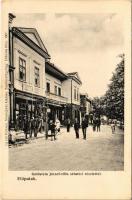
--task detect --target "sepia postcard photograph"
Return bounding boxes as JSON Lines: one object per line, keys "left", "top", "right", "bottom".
{"left": 1, "top": 0, "right": 131, "bottom": 199}
{"left": 8, "top": 12, "right": 125, "bottom": 171}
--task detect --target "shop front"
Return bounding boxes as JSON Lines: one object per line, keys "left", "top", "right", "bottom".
{"left": 47, "top": 100, "right": 66, "bottom": 124}
{"left": 14, "top": 90, "right": 47, "bottom": 134}
{"left": 65, "top": 104, "right": 81, "bottom": 125}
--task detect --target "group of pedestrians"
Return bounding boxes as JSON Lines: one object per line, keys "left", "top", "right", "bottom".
{"left": 66, "top": 116, "right": 88, "bottom": 140}
{"left": 14, "top": 112, "right": 102, "bottom": 141}
{"left": 24, "top": 116, "right": 44, "bottom": 139}
{"left": 93, "top": 116, "right": 101, "bottom": 132}
{"left": 65, "top": 115, "right": 102, "bottom": 140}
{"left": 16, "top": 114, "right": 44, "bottom": 139}
{"left": 10, "top": 111, "right": 119, "bottom": 145}
{"left": 46, "top": 117, "right": 88, "bottom": 141}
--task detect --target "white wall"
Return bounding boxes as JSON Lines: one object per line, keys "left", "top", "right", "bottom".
{"left": 62, "top": 78, "right": 80, "bottom": 105}
{"left": 72, "top": 79, "right": 80, "bottom": 105}
{"left": 45, "top": 73, "right": 62, "bottom": 94}
{"left": 62, "top": 79, "right": 71, "bottom": 103}
{"left": 13, "top": 37, "right": 45, "bottom": 97}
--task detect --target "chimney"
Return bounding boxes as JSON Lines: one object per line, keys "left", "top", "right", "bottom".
{"left": 9, "top": 13, "right": 16, "bottom": 29}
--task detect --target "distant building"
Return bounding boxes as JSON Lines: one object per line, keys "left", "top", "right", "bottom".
{"left": 80, "top": 93, "right": 92, "bottom": 117}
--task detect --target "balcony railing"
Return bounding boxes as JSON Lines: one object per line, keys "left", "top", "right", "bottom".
{"left": 45, "top": 91, "right": 68, "bottom": 104}
{"left": 15, "top": 79, "right": 45, "bottom": 96}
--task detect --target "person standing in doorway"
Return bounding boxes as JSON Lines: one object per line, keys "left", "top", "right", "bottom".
{"left": 66, "top": 117, "right": 71, "bottom": 132}
{"left": 81, "top": 117, "right": 88, "bottom": 139}
{"left": 74, "top": 118, "right": 80, "bottom": 139}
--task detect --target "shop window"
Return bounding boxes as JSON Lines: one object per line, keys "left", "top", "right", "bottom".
{"left": 58, "top": 87, "right": 61, "bottom": 96}
{"left": 34, "top": 67, "right": 40, "bottom": 87}
{"left": 46, "top": 82, "right": 50, "bottom": 93}
{"left": 54, "top": 85, "right": 57, "bottom": 95}
{"left": 19, "top": 57, "right": 26, "bottom": 81}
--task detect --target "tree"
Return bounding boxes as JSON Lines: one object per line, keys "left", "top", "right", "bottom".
{"left": 92, "top": 96, "right": 106, "bottom": 116}
{"left": 92, "top": 54, "right": 124, "bottom": 122}
{"left": 103, "top": 54, "right": 124, "bottom": 121}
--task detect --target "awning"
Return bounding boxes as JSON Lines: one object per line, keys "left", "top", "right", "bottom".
{"left": 15, "top": 92, "right": 45, "bottom": 102}
{"left": 15, "top": 94, "right": 36, "bottom": 102}
{"left": 47, "top": 102, "right": 62, "bottom": 107}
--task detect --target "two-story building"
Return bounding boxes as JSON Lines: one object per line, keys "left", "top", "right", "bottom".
{"left": 8, "top": 14, "right": 82, "bottom": 132}
{"left": 9, "top": 17, "right": 50, "bottom": 130}
{"left": 63, "top": 72, "right": 82, "bottom": 124}
{"left": 45, "top": 61, "right": 68, "bottom": 124}
{"left": 45, "top": 63, "right": 82, "bottom": 124}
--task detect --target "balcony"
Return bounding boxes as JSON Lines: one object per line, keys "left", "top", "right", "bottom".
{"left": 45, "top": 92, "right": 68, "bottom": 105}
{"left": 15, "top": 79, "right": 45, "bottom": 97}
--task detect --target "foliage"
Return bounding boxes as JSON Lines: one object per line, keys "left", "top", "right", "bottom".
{"left": 92, "top": 54, "right": 124, "bottom": 121}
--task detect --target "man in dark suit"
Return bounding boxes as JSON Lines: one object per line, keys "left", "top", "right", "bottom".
{"left": 96, "top": 117, "right": 101, "bottom": 132}
{"left": 66, "top": 118, "right": 71, "bottom": 132}
{"left": 81, "top": 117, "right": 88, "bottom": 140}
{"left": 74, "top": 118, "right": 80, "bottom": 139}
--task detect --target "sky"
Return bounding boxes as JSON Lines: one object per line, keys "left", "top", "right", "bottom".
{"left": 13, "top": 13, "right": 124, "bottom": 98}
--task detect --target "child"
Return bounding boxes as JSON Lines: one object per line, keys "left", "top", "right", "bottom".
{"left": 49, "top": 120, "right": 56, "bottom": 140}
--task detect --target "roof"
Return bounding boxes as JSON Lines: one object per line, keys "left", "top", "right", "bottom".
{"left": 67, "top": 72, "right": 77, "bottom": 75}
{"left": 45, "top": 61, "right": 68, "bottom": 81}
{"left": 17, "top": 27, "right": 49, "bottom": 53}
{"left": 67, "top": 72, "right": 82, "bottom": 85}
{"left": 12, "top": 27, "right": 50, "bottom": 59}
{"left": 80, "top": 94, "right": 91, "bottom": 103}
{"left": 80, "top": 93, "right": 89, "bottom": 97}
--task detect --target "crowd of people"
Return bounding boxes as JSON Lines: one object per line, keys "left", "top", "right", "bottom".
{"left": 16, "top": 115, "right": 45, "bottom": 139}
{"left": 45, "top": 116, "right": 89, "bottom": 141}
{"left": 9, "top": 114, "right": 45, "bottom": 144}
{"left": 9, "top": 112, "right": 120, "bottom": 144}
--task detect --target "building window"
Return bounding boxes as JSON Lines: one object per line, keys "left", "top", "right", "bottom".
{"left": 34, "top": 67, "right": 40, "bottom": 87}
{"left": 54, "top": 85, "right": 57, "bottom": 95}
{"left": 77, "top": 88, "right": 79, "bottom": 101}
{"left": 74, "top": 88, "right": 76, "bottom": 100}
{"left": 19, "top": 57, "right": 26, "bottom": 81}
{"left": 58, "top": 87, "right": 61, "bottom": 96}
{"left": 46, "top": 82, "right": 50, "bottom": 93}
